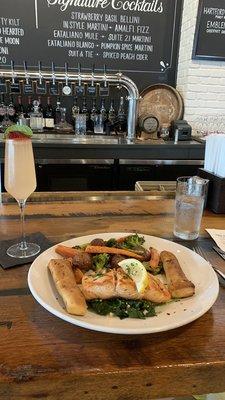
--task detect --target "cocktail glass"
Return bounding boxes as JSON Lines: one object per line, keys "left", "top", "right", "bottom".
{"left": 4, "top": 138, "right": 40, "bottom": 258}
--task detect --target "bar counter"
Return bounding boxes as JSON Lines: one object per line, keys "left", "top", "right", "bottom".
{"left": 0, "top": 191, "right": 225, "bottom": 400}
{"left": 0, "top": 134, "right": 204, "bottom": 161}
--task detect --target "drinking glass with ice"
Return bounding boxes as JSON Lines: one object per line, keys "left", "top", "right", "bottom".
{"left": 173, "top": 176, "right": 209, "bottom": 240}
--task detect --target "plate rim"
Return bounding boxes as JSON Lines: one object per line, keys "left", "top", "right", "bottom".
{"left": 28, "top": 232, "right": 219, "bottom": 335}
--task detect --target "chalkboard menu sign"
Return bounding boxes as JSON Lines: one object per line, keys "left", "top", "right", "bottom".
{"left": 193, "top": 0, "right": 225, "bottom": 60}
{"left": 0, "top": 0, "right": 183, "bottom": 89}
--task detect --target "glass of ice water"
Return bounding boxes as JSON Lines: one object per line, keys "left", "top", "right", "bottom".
{"left": 75, "top": 115, "right": 86, "bottom": 136}
{"left": 173, "top": 176, "right": 209, "bottom": 240}
{"left": 94, "top": 115, "right": 104, "bottom": 134}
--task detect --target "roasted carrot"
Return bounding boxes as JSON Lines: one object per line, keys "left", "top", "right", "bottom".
{"left": 55, "top": 245, "right": 81, "bottom": 258}
{"left": 149, "top": 247, "right": 160, "bottom": 269}
{"left": 85, "top": 245, "right": 145, "bottom": 261}
{"left": 116, "top": 236, "right": 128, "bottom": 243}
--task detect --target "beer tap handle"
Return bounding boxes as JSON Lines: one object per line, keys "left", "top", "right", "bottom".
{"left": 65, "top": 62, "right": 69, "bottom": 86}
{"left": 74, "top": 63, "right": 85, "bottom": 96}
{"left": 23, "top": 61, "right": 29, "bottom": 84}
{"left": 51, "top": 61, "right": 56, "bottom": 85}
{"left": 103, "top": 64, "right": 107, "bottom": 88}
{"left": 62, "top": 62, "right": 71, "bottom": 95}
{"left": 91, "top": 63, "right": 95, "bottom": 87}
{"left": 78, "top": 63, "right": 82, "bottom": 86}
{"left": 11, "top": 60, "right": 15, "bottom": 84}
{"left": 38, "top": 61, "right": 43, "bottom": 84}
{"left": 117, "top": 70, "right": 123, "bottom": 90}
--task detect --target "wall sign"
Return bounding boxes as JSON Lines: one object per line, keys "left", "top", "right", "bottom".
{"left": 193, "top": 0, "right": 225, "bottom": 61}
{"left": 0, "top": 0, "right": 183, "bottom": 89}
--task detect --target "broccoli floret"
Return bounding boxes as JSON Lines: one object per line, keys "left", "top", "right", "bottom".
{"left": 72, "top": 243, "right": 88, "bottom": 250}
{"left": 106, "top": 238, "right": 118, "bottom": 247}
{"left": 92, "top": 253, "right": 110, "bottom": 272}
{"left": 122, "top": 234, "right": 145, "bottom": 250}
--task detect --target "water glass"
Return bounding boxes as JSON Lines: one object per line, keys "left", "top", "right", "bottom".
{"left": 94, "top": 115, "right": 104, "bottom": 134}
{"left": 173, "top": 176, "right": 209, "bottom": 240}
{"left": 75, "top": 115, "right": 86, "bottom": 136}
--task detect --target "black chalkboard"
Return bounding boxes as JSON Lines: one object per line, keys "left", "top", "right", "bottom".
{"left": 193, "top": 0, "right": 225, "bottom": 60}
{"left": 0, "top": 0, "right": 183, "bottom": 90}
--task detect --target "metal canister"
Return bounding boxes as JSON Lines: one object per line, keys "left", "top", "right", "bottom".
{"left": 138, "top": 114, "right": 159, "bottom": 134}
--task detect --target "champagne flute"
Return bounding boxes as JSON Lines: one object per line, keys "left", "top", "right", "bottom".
{"left": 4, "top": 137, "right": 40, "bottom": 258}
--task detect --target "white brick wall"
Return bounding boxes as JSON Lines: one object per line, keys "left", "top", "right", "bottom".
{"left": 176, "top": 0, "right": 225, "bottom": 132}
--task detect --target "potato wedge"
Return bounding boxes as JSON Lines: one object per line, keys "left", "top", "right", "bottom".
{"left": 160, "top": 251, "right": 195, "bottom": 298}
{"left": 48, "top": 259, "right": 87, "bottom": 315}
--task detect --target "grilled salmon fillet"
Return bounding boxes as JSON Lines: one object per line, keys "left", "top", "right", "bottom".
{"left": 116, "top": 268, "right": 140, "bottom": 300}
{"left": 81, "top": 268, "right": 171, "bottom": 303}
{"left": 82, "top": 270, "right": 116, "bottom": 300}
{"left": 144, "top": 274, "right": 171, "bottom": 303}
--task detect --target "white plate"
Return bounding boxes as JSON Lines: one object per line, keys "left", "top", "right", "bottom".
{"left": 28, "top": 233, "right": 219, "bottom": 335}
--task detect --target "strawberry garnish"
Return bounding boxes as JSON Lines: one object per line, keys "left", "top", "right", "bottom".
{"left": 4, "top": 124, "right": 33, "bottom": 139}
{"left": 7, "top": 132, "right": 28, "bottom": 139}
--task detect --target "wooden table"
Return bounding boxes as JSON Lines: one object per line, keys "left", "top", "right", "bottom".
{"left": 1, "top": 192, "right": 225, "bottom": 400}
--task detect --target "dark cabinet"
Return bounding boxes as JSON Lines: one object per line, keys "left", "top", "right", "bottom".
{"left": 1, "top": 160, "right": 203, "bottom": 192}
{"left": 36, "top": 163, "right": 114, "bottom": 191}
{"left": 118, "top": 163, "right": 202, "bottom": 190}
{"left": 154, "top": 164, "right": 201, "bottom": 181}
{"left": 118, "top": 165, "right": 155, "bottom": 190}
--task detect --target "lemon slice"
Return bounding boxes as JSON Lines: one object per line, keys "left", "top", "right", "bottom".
{"left": 118, "top": 258, "right": 149, "bottom": 294}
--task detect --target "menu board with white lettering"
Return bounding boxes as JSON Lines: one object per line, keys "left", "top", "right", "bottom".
{"left": 0, "top": 0, "right": 183, "bottom": 89}
{"left": 193, "top": 0, "right": 225, "bottom": 60}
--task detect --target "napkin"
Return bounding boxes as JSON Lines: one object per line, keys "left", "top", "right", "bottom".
{"left": 205, "top": 229, "right": 225, "bottom": 252}
{"left": 204, "top": 135, "right": 225, "bottom": 177}
{"left": 0, "top": 232, "right": 53, "bottom": 269}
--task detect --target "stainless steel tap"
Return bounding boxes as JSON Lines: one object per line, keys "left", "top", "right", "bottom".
{"left": 1, "top": 65, "right": 139, "bottom": 140}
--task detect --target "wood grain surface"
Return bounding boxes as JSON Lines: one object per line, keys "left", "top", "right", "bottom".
{"left": 139, "top": 84, "right": 184, "bottom": 125}
{"left": 0, "top": 192, "right": 225, "bottom": 400}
